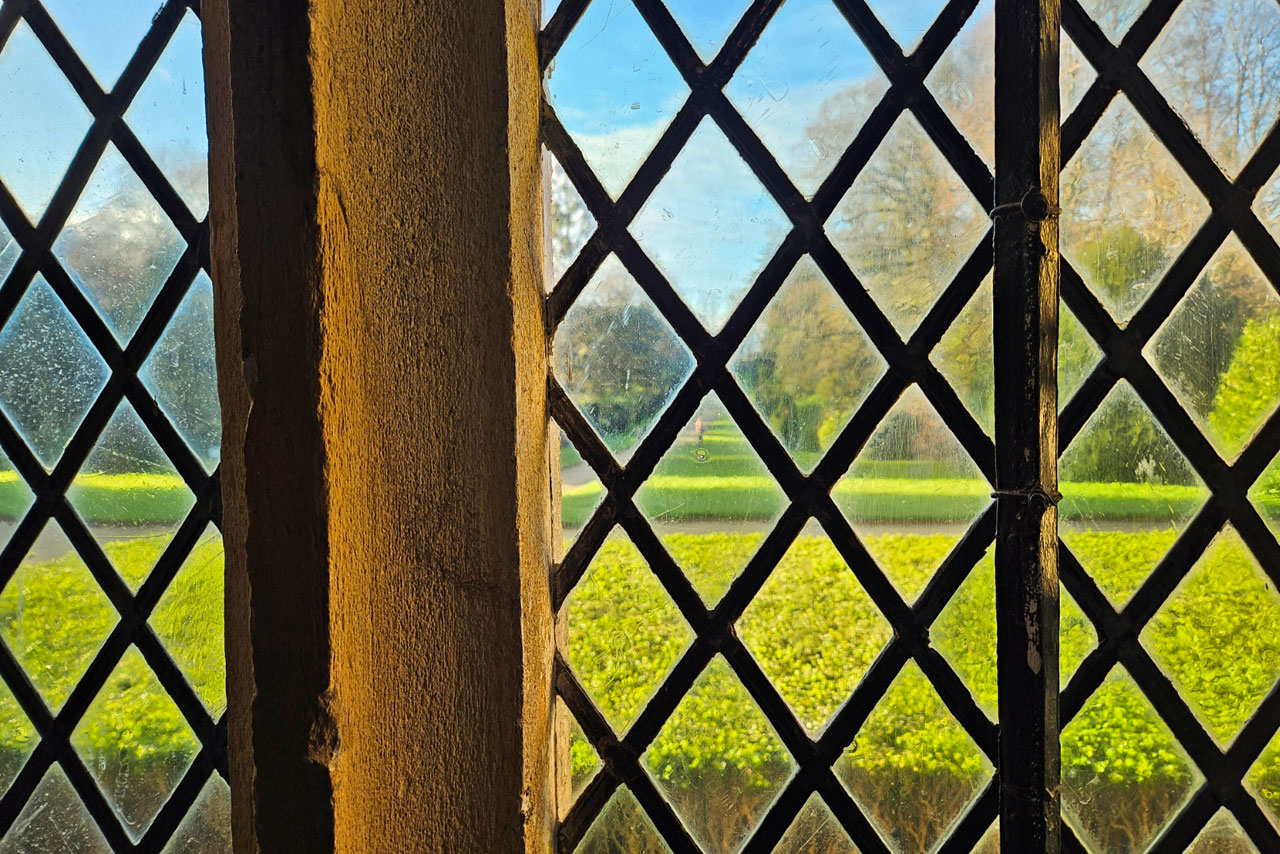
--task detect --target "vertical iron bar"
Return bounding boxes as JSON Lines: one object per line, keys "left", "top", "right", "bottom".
{"left": 993, "top": 0, "right": 1061, "bottom": 851}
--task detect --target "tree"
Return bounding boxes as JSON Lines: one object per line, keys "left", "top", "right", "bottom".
{"left": 733, "top": 259, "right": 882, "bottom": 455}
{"left": 554, "top": 258, "right": 693, "bottom": 448}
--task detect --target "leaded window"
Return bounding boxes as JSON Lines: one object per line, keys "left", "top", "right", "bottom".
{"left": 543, "top": 1, "right": 1280, "bottom": 851}
{"left": 0, "top": 1, "right": 226, "bottom": 851}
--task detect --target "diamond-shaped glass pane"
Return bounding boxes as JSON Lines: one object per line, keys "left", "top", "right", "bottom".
{"left": 835, "top": 661, "right": 992, "bottom": 854}
{"left": 646, "top": 655, "right": 793, "bottom": 854}
{"left": 0, "top": 23, "right": 93, "bottom": 221}
{"left": 664, "top": 0, "right": 751, "bottom": 63}
{"left": 0, "top": 219, "right": 20, "bottom": 284}
{"left": 927, "top": 0, "right": 994, "bottom": 166}
{"left": 125, "top": 11, "right": 209, "bottom": 217}
{"left": 1147, "top": 235, "right": 1280, "bottom": 461}
{"left": 1061, "top": 95, "right": 1208, "bottom": 322}
{"left": 731, "top": 256, "right": 885, "bottom": 471}
{"left": 1142, "top": 526, "right": 1280, "bottom": 746}
{"left": 635, "top": 394, "right": 786, "bottom": 606}
{"left": 544, "top": 149, "right": 595, "bottom": 291}
{"left": 867, "top": 0, "right": 948, "bottom": 53}
{"left": 630, "top": 118, "right": 788, "bottom": 333}
{"left": 933, "top": 548, "right": 997, "bottom": 717}
{"left": 1060, "top": 381, "right": 1208, "bottom": 607}
{"left": 556, "top": 696, "right": 601, "bottom": 806}
{"left": 1250, "top": 450, "right": 1280, "bottom": 539}
{"left": 1141, "top": 0, "right": 1280, "bottom": 177}
{"left": 1062, "top": 667, "right": 1202, "bottom": 854}
{"left": 0, "top": 764, "right": 110, "bottom": 853}
{"left": 140, "top": 271, "right": 221, "bottom": 470}
{"left": 554, "top": 254, "right": 694, "bottom": 460}
{"left": 545, "top": 0, "right": 689, "bottom": 199}
{"left": 557, "top": 422, "right": 603, "bottom": 550}
{"left": 828, "top": 115, "right": 990, "bottom": 337}
{"left": 1060, "top": 299, "right": 1102, "bottom": 408}
{"left": 43, "top": 0, "right": 161, "bottom": 89}
{"left": 0, "top": 276, "right": 110, "bottom": 470}
{"left": 934, "top": 273, "right": 993, "bottom": 435}
{"left": 150, "top": 525, "right": 226, "bottom": 716}
{"left": 564, "top": 531, "right": 692, "bottom": 734}
{"left": 834, "top": 385, "right": 989, "bottom": 602}
{"left": 160, "top": 775, "right": 232, "bottom": 854}
{"left": 724, "top": 0, "right": 889, "bottom": 199}
{"left": 576, "top": 786, "right": 672, "bottom": 854}
{"left": 1186, "top": 808, "right": 1257, "bottom": 853}
{"left": 0, "top": 523, "right": 117, "bottom": 711}
{"left": 1062, "top": 33, "right": 1098, "bottom": 119}
{"left": 53, "top": 144, "right": 184, "bottom": 343}
{"left": 739, "top": 535, "right": 891, "bottom": 734}
{"left": 72, "top": 645, "right": 201, "bottom": 840}
{"left": 0, "top": 678, "right": 38, "bottom": 797}
{"left": 0, "top": 446, "right": 35, "bottom": 553}
{"left": 1247, "top": 728, "right": 1280, "bottom": 832}
{"left": 68, "top": 401, "right": 195, "bottom": 591}
{"left": 777, "top": 794, "right": 860, "bottom": 854}
{"left": 1079, "top": 0, "right": 1146, "bottom": 44}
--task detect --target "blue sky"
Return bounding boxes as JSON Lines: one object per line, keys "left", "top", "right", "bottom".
{"left": 0, "top": 2, "right": 208, "bottom": 225}
{"left": 546, "top": 0, "right": 955, "bottom": 328}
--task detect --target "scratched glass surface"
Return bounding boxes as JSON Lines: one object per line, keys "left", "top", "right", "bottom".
{"left": 124, "top": 9, "right": 210, "bottom": 217}
{"left": 544, "top": 147, "right": 595, "bottom": 292}
{"left": 0, "top": 4, "right": 225, "bottom": 849}
{"left": 645, "top": 656, "right": 794, "bottom": 854}
{"left": 1062, "top": 667, "right": 1203, "bottom": 854}
{"left": 730, "top": 255, "right": 886, "bottom": 470}
{"left": 629, "top": 117, "right": 789, "bottom": 334}
{"left": 53, "top": 144, "right": 186, "bottom": 343}
{"left": 1059, "top": 382, "right": 1210, "bottom": 608}
{"left": 833, "top": 662, "right": 993, "bottom": 854}
{"left": 834, "top": 384, "right": 990, "bottom": 604}
{"left": 633, "top": 393, "right": 787, "bottom": 607}
{"left": 544, "top": 0, "right": 689, "bottom": 199}
{"left": 1141, "top": 0, "right": 1280, "bottom": 179}
{"left": 1061, "top": 95, "right": 1209, "bottom": 323}
{"left": 552, "top": 253, "right": 695, "bottom": 463}
{"left": 928, "top": 0, "right": 994, "bottom": 166}
{"left": 1146, "top": 235, "right": 1280, "bottom": 462}
{"left": 0, "top": 22, "right": 93, "bottom": 221}
{"left": 827, "top": 113, "right": 990, "bottom": 338}
{"left": 724, "top": 0, "right": 889, "bottom": 199}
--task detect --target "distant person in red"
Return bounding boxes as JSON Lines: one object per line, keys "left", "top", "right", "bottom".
{"left": 694, "top": 416, "right": 704, "bottom": 442}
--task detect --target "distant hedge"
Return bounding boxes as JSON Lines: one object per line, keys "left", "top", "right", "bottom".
{"left": 562, "top": 475, "right": 1224, "bottom": 529}
{"left": 0, "top": 471, "right": 195, "bottom": 527}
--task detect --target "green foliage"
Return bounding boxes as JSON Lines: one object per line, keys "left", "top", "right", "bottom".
{"left": 0, "top": 536, "right": 223, "bottom": 761}
{"left": 563, "top": 472, "right": 1206, "bottom": 529}
{"left": 557, "top": 530, "right": 1280, "bottom": 847}
{"left": 0, "top": 470, "right": 193, "bottom": 526}
{"left": 1210, "top": 312, "right": 1280, "bottom": 454}
{"left": 1076, "top": 225, "right": 1167, "bottom": 309}
{"left": 9, "top": 523, "right": 1280, "bottom": 847}
{"left": 1063, "top": 390, "right": 1196, "bottom": 485}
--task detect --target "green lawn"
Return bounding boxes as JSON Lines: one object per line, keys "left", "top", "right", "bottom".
{"left": 5, "top": 525, "right": 1275, "bottom": 854}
